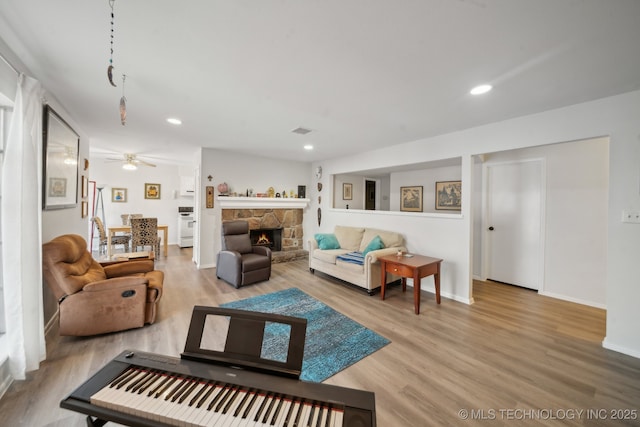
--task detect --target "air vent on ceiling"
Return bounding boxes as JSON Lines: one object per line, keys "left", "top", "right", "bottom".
{"left": 291, "top": 127, "right": 312, "bottom": 135}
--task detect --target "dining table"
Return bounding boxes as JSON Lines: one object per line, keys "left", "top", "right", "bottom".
{"left": 107, "top": 224, "right": 169, "bottom": 257}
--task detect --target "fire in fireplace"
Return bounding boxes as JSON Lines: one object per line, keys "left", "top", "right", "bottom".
{"left": 249, "top": 228, "right": 282, "bottom": 252}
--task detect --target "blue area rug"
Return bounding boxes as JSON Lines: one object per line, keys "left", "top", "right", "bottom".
{"left": 221, "top": 288, "right": 390, "bottom": 382}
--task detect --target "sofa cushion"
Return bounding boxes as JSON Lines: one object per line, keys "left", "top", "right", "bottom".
{"left": 336, "top": 259, "right": 365, "bottom": 273}
{"left": 314, "top": 233, "right": 341, "bottom": 250}
{"left": 362, "top": 235, "right": 385, "bottom": 256}
{"left": 359, "top": 228, "right": 403, "bottom": 252}
{"left": 334, "top": 226, "right": 365, "bottom": 251}
{"left": 312, "top": 248, "right": 350, "bottom": 264}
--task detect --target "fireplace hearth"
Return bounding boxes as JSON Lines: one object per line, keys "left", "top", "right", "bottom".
{"left": 250, "top": 228, "right": 282, "bottom": 252}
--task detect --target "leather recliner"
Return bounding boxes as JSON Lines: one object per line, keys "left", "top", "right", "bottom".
{"left": 216, "top": 220, "right": 271, "bottom": 288}
{"left": 42, "top": 234, "right": 164, "bottom": 336}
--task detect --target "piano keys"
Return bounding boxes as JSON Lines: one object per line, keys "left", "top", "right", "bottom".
{"left": 61, "top": 350, "right": 375, "bottom": 427}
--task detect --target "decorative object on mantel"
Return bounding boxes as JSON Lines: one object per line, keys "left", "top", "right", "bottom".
{"left": 317, "top": 182, "right": 322, "bottom": 192}
{"left": 206, "top": 186, "right": 214, "bottom": 208}
{"left": 217, "top": 182, "right": 229, "bottom": 195}
{"left": 298, "top": 185, "right": 306, "bottom": 198}
{"left": 267, "top": 187, "right": 275, "bottom": 198}
{"left": 317, "top": 207, "right": 322, "bottom": 226}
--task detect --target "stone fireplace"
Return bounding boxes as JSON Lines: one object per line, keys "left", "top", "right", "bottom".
{"left": 219, "top": 197, "right": 309, "bottom": 263}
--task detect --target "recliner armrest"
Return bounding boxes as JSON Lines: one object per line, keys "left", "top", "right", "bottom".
{"left": 104, "top": 259, "right": 155, "bottom": 278}
{"left": 83, "top": 276, "right": 149, "bottom": 293}
{"left": 252, "top": 246, "right": 272, "bottom": 258}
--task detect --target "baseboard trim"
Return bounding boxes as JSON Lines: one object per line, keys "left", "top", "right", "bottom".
{"left": 602, "top": 337, "right": 640, "bottom": 359}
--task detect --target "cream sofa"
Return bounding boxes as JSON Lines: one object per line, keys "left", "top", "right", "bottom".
{"left": 308, "top": 225, "right": 407, "bottom": 294}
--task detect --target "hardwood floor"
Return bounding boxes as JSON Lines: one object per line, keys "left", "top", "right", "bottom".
{"left": 1, "top": 246, "right": 639, "bottom": 426}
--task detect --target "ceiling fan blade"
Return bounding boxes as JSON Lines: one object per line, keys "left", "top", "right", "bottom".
{"left": 137, "top": 159, "right": 157, "bottom": 167}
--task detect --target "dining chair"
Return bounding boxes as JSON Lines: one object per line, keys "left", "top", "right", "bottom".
{"left": 92, "top": 216, "right": 130, "bottom": 254}
{"left": 130, "top": 217, "right": 161, "bottom": 255}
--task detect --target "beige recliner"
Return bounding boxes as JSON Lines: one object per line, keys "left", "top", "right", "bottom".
{"left": 42, "top": 234, "right": 164, "bottom": 336}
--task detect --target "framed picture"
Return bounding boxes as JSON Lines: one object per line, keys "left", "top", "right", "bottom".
{"left": 48, "top": 177, "right": 67, "bottom": 197}
{"left": 81, "top": 201, "right": 88, "bottom": 218}
{"left": 206, "top": 186, "right": 214, "bottom": 208}
{"left": 297, "top": 185, "right": 306, "bottom": 199}
{"left": 43, "top": 105, "right": 79, "bottom": 210}
{"left": 435, "top": 181, "right": 462, "bottom": 211}
{"left": 81, "top": 175, "right": 88, "bottom": 198}
{"left": 112, "top": 188, "right": 127, "bottom": 202}
{"left": 343, "top": 183, "right": 353, "bottom": 200}
{"left": 400, "top": 186, "right": 423, "bottom": 212}
{"left": 145, "top": 183, "right": 161, "bottom": 199}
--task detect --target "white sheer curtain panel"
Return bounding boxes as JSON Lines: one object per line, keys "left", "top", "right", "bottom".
{"left": 1, "top": 73, "right": 45, "bottom": 379}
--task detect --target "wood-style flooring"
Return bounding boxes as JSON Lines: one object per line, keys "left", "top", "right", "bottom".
{"left": 1, "top": 246, "right": 639, "bottom": 426}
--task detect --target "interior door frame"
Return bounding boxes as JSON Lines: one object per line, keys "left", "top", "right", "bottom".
{"left": 480, "top": 158, "right": 547, "bottom": 291}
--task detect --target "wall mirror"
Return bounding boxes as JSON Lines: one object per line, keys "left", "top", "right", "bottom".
{"left": 43, "top": 105, "right": 79, "bottom": 210}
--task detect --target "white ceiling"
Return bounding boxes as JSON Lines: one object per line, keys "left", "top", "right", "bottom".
{"left": 1, "top": 0, "right": 639, "bottom": 165}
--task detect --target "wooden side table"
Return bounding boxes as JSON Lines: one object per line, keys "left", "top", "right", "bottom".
{"left": 379, "top": 254, "right": 443, "bottom": 314}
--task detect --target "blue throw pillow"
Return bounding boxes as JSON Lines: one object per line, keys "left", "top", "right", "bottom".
{"left": 315, "top": 233, "right": 341, "bottom": 250}
{"left": 363, "top": 235, "right": 385, "bottom": 256}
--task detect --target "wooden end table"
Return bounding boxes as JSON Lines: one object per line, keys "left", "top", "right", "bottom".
{"left": 379, "top": 254, "right": 443, "bottom": 314}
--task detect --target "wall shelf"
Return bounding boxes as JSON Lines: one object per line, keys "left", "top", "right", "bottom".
{"left": 217, "top": 197, "right": 310, "bottom": 209}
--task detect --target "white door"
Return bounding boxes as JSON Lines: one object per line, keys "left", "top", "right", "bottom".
{"left": 485, "top": 160, "right": 544, "bottom": 290}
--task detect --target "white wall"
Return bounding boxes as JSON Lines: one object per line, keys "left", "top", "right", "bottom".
{"left": 89, "top": 160, "right": 196, "bottom": 246}
{"left": 196, "top": 148, "right": 311, "bottom": 269}
{"left": 333, "top": 174, "right": 364, "bottom": 209}
{"left": 314, "top": 90, "right": 640, "bottom": 359}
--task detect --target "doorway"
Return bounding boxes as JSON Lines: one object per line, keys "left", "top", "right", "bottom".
{"left": 365, "top": 180, "right": 376, "bottom": 210}
{"left": 483, "top": 159, "right": 544, "bottom": 290}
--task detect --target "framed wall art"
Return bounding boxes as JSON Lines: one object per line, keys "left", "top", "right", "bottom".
{"left": 145, "top": 183, "right": 161, "bottom": 199}
{"left": 400, "top": 186, "right": 423, "bottom": 212}
{"left": 206, "top": 186, "right": 214, "bottom": 208}
{"left": 81, "top": 201, "right": 88, "bottom": 218}
{"left": 343, "top": 183, "right": 353, "bottom": 200}
{"left": 81, "top": 175, "right": 89, "bottom": 198}
{"left": 42, "top": 105, "right": 79, "bottom": 210}
{"left": 435, "top": 181, "right": 462, "bottom": 211}
{"left": 112, "top": 188, "right": 127, "bottom": 202}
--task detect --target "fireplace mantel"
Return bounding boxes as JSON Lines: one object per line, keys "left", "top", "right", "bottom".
{"left": 218, "top": 197, "right": 310, "bottom": 209}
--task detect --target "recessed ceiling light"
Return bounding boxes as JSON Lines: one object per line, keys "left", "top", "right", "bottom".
{"left": 304, "top": 144, "right": 314, "bottom": 150}
{"left": 470, "top": 84, "right": 492, "bottom": 95}
{"left": 167, "top": 117, "right": 182, "bottom": 125}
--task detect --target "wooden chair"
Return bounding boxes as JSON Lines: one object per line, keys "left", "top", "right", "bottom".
{"left": 130, "top": 217, "right": 161, "bottom": 255}
{"left": 92, "top": 216, "right": 130, "bottom": 255}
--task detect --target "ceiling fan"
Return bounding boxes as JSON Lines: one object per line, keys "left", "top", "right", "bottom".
{"left": 106, "top": 153, "right": 157, "bottom": 170}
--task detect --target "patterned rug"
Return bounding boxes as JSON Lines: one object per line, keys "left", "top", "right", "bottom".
{"left": 221, "top": 288, "right": 390, "bottom": 382}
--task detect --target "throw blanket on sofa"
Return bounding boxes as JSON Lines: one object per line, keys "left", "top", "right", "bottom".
{"left": 336, "top": 251, "right": 364, "bottom": 265}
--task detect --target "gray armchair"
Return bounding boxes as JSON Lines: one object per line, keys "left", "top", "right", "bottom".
{"left": 216, "top": 220, "right": 272, "bottom": 287}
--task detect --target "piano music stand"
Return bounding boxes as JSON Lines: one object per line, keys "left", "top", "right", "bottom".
{"left": 181, "top": 306, "right": 307, "bottom": 379}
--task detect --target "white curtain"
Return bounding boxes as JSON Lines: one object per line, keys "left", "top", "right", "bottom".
{"left": 2, "top": 73, "right": 45, "bottom": 379}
